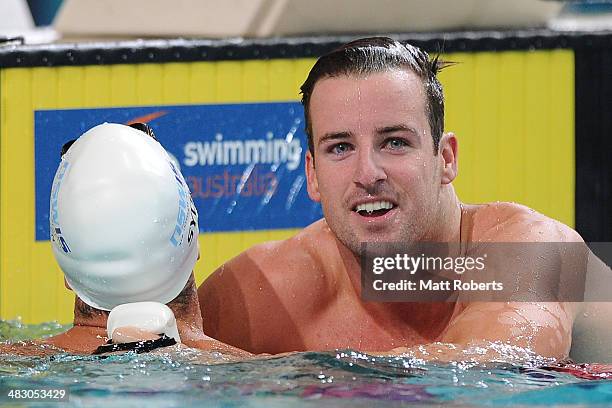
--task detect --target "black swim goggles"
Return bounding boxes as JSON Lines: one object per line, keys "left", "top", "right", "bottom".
{"left": 92, "top": 334, "right": 177, "bottom": 356}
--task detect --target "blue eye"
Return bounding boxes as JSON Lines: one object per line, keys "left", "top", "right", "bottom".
{"left": 385, "top": 138, "right": 409, "bottom": 150}
{"left": 330, "top": 143, "right": 352, "bottom": 155}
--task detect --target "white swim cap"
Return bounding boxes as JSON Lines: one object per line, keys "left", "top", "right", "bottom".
{"left": 50, "top": 123, "right": 199, "bottom": 311}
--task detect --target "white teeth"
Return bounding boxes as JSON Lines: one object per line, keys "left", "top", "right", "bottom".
{"left": 355, "top": 201, "right": 394, "bottom": 213}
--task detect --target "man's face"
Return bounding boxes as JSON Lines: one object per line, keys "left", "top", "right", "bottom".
{"left": 306, "top": 69, "right": 455, "bottom": 254}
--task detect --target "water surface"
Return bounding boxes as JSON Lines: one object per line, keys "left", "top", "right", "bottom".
{"left": 1, "top": 320, "right": 611, "bottom": 407}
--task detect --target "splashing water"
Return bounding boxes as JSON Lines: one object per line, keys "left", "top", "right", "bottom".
{"left": 0, "top": 319, "right": 68, "bottom": 342}
{"left": 1, "top": 320, "right": 611, "bottom": 407}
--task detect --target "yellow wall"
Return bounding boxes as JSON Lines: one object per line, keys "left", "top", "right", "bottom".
{"left": 0, "top": 50, "right": 574, "bottom": 323}
{"left": 444, "top": 51, "right": 574, "bottom": 214}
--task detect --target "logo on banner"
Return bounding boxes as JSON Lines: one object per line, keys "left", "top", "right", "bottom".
{"left": 182, "top": 132, "right": 301, "bottom": 199}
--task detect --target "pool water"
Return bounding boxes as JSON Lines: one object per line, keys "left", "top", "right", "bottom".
{"left": 1, "top": 320, "right": 612, "bottom": 407}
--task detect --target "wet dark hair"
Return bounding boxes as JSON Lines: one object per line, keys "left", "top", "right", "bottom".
{"left": 76, "top": 299, "right": 99, "bottom": 318}
{"left": 167, "top": 274, "right": 195, "bottom": 315}
{"left": 74, "top": 274, "right": 194, "bottom": 318}
{"left": 300, "top": 37, "right": 451, "bottom": 157}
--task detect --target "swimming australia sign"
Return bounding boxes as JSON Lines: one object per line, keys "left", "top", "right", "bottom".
{"left": 34, "top": 102, "right": 322, "bottom": 241}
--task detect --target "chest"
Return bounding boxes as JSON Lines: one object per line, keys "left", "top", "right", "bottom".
{"left": 297, "top": 298, "right": 437, "bottom": 352}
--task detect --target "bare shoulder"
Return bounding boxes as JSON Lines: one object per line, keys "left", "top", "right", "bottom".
{"left": 469, "top": 202, "right": 583, "bottom": 243}
{"left": 198, "top": 219, "right": 338, "bottom": 351}
{"left": 450, "top": 202, "right": 585, "bottom": 358}
{"left": 202, "top": 219, "right": 333, "bottom": 289}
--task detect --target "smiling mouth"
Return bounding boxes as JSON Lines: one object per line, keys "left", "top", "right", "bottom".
{"left": 353, "top": 201, "right": 396, "bottom": 217}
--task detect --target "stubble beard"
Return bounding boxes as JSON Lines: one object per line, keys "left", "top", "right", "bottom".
{"left": 325, "top": 208, "right": 426, "bottom": 259}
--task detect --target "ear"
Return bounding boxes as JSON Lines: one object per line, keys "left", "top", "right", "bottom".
{"left": 305, "top": 151, "right": 321, "bottom": 202}
{"left": 439, "top": 132, "right": 458, "bottom": 184}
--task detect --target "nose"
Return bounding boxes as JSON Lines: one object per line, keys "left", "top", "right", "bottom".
{"left": 353, "top": 147, "right": 386, "bottom": 191}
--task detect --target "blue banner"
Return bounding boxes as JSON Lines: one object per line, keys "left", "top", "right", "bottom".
{"left": 35, "top": 103, "right": 322, "bottom": 241}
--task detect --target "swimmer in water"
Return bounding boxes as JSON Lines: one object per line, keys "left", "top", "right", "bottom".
{"left": 2, "top": 123, "right": 249, "bottom": 357}
{"left": 198, "top": 37, "right": 607, "bottom": 362}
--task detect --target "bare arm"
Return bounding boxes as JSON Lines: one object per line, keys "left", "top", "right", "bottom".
{"left": 371, "top": 302, "right": 574, "bottom": 362}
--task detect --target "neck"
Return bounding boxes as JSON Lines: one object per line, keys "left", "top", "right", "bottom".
{"left": 165, "top": 285, "right": 209, "bottom": 344}
{"left": 71, "top": 279, "right": 208, "bottom": 344}
{"left": 72, "top": 298, "right": 108, "bottom": 329}
{"left": 340, "top": 186, "right": 463, "bottom": 333}
{"left": 430, "top": 184, "right": 463, "bottom": 243}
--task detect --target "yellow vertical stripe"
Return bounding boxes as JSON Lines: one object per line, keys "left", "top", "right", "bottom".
{"left": 162, "top": 63, "right": 191, "bottom": 105}
{"left": 496, "top": 52, "right": 525, "bottom": 204}
{"left": 57, "top": 67, "right": 85, "bottom": 108}
{"left": 441, "top": 52, "right": 476, "bottom": 200}
{"left": 189, "top": 62, "right": 217, "bottom": 103}
{"left": 242, "top": 60, "right": 270, "bottom": 101}
{"left": 1, "top": 69, "right": 6, "bottom": 318}
{"left": 473, "top": 52, "right": 500, "bottom": 203}
{"left": 269, "top": 60, "right": 298, "bottom": 100}
{"left": 136, "top": 64, "right": 163, "bottom": 105}
{"left": 110, "top": 65, "right": 138, "bottom": 104}
{"left": 31, "top": 67, "right": 60, "bottom": 322}
{"left": 216, "top": 62, "right": 243, "bottom": 102}
{"left": 1, "top": 68, "right": 34, "bottom": 321}
{"left": 84, "top": 66, "right": 112, "bottom": 107}
{"left": 1, "top": 69, "right": 4, "bottom": 318}
{"left": 546, "top": 50, "right": 574, "bottom": 227}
